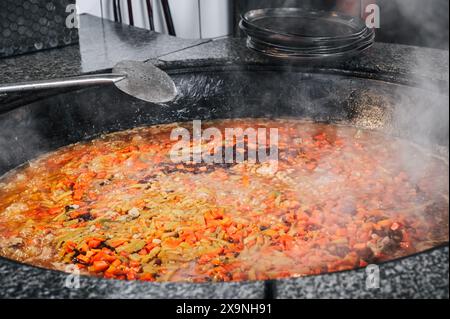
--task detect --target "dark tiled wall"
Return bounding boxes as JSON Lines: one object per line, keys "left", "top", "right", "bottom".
{"left": 0, "top": 0, "right": 79, "bottom": 58}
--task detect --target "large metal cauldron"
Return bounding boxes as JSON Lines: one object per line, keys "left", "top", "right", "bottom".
{"left": 0, "top": 63, "right": 448, "bottom": 298}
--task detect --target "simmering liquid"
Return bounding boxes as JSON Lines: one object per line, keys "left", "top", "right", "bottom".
{"left": 0, "top": 119, "right": 448, "bottom": 282}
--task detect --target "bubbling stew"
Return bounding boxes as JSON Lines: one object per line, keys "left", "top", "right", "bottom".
{"left": 0, "top": 119, "right": 448, "bottom": 282}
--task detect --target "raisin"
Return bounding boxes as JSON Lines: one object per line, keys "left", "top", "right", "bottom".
{"left": 154, "top": 258, "right": 162, "bottom": 266}
{"left": 79, "top": 213, "right": 94, "bottom": 222}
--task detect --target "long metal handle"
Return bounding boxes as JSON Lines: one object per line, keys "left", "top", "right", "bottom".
{"left": 0, "top": 74, "right": 126, "bottom": 94}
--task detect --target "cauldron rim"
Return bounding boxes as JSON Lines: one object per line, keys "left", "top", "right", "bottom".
{"left": 0, "top": 62, "right": 448, "bottom": 298}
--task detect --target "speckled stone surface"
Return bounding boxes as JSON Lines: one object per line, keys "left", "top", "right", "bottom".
{"left": 157, "top": 38, "right": 449, "bottom": 89}
{"left": 276, "top": 247, "right": 449, "bottom": 299}
{"left": 0, "top": 14, "right": 209, "bottom": 83}
{"left": 76, "top": 14, "right": 208, "bottom": 73}
{"left": 0, "top": 258, "right": 264, "bottom": 299}
{"left": 0, "top": 15, "right": 448, "bottom": 299}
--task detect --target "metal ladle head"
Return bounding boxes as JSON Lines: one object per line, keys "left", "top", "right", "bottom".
{"left": 0, "top": 60, "right": 178, "bottom": 106}
{"left": 113, "top": 60, "right": 178, "bottom": 104}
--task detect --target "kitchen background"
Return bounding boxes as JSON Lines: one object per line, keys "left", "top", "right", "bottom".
{"left": 77, "top": 0, "right": 232, "bottom": 39}
{"left": 0, "top": 0, "right": 448, "bottom": 300}
{"left": 77, "top": 0, "right": 449, "bottom": 49}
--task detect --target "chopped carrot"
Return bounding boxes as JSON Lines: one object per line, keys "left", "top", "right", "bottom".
{"left": 88, "top": 239, "right": 103, "bottom": 249}
{"left": 165, "top": 238, "right": 182, "bottom": 248}
{"left": 91, "top": 260, "right": 109, "bottom": 272}
{"left": 0, "top": 119, "right": 445, "bottom": 284}
{"left": 242, "top": 175, "right": 250, "bottom": 187}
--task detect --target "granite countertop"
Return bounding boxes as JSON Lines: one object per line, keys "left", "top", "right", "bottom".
{"left": 0, "top": 14, "right": 210, "bottom": 83}
{"left": 0, "top": 246, "right": 447, "bottom": 299}
{"left": 0, "top": 14, "right": 448, "bottom": 299}
{"left": 1, "top": 14, "right": 448, "bottom": 87}
{"left": 156, "top": 38, "right": 449, "bottom": 90}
